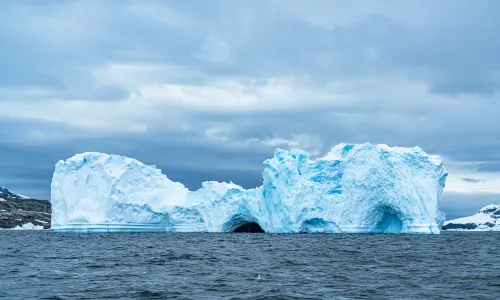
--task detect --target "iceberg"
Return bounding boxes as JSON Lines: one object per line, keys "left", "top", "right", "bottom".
{"left": 50, "top": 143, "right": 448, "bottom": 234}
{"left": 11, "top": 222, "right": 44, "bottom": 230}
{"left": 442, "top": 204, "right": 500, "bottom": 231}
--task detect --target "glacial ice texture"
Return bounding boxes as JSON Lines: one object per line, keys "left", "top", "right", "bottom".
{"left": 50, "top": 143, "right": 448, "bottom": 234}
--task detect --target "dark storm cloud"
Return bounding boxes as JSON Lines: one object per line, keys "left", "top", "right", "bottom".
{"left": 462, "top": 178, "right": 485, "bottom": 183}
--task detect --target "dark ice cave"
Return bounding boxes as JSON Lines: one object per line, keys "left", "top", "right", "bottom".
{"left": 232, "top": 222, "right": 265, "bottom": 233}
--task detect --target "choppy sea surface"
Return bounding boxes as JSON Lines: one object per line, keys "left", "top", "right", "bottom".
{"left": 1, "top": 231, "right": 499, "bottom": 299}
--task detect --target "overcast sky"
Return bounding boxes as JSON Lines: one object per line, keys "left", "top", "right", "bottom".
{"left": 1, "top": 0, "right": 499, "bottom": 219}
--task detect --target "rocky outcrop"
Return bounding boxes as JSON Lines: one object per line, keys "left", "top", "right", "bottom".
{"left": 0, "top": 187, "right": 51, "bottom": 229}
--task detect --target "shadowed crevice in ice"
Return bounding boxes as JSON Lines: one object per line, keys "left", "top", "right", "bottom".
{"left": 221, "top": 213, "right": 265, "bottom": 233}
{"left": 232, "top": 222, "right": 264, "bottom": 233}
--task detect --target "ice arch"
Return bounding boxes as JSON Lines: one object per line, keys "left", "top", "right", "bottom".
{"left": 368, "top": 205, "right": 405, "bottom": 233}
{"left": 221, "top": 214, "right": 265, "bottom": 233}
{"left": 233, "top": 222, "right": 264, "bottom": 232}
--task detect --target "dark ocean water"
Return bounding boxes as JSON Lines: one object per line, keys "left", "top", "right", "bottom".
{"left": 1, "top": 231, "right": 499, "bottom": 300}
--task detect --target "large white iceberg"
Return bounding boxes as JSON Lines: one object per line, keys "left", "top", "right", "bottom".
{"left": 50, "top": 143, "right": 448, "bottom": 234}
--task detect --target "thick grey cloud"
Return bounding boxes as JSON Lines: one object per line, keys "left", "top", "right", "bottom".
{"left": 441, "top": 192, "right": 500, "bottom": 220}
{"left": 0, "top": 1, "right": 499, "bottom": 219}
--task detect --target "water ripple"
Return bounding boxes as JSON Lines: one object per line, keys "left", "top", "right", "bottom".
{"left": 0, "top": 231, "right": 499, "bottom": 299}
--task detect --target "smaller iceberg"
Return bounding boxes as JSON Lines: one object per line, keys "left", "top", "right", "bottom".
{"left": 442, "top": 204, "right": 500, "bottom": 231}
{"left": 11, "top": 222, "right": 44, "bottom": 230}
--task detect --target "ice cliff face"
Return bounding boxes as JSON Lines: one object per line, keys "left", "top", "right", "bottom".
{"left": 51, "top": 143, "right": 448, "bottom": 234}
{"left": 442, "top": 204, "right": 500, "bottom": 231}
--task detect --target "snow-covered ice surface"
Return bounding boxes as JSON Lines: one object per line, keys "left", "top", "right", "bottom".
{"left": 443, "top": 204, "right": 500, "bottom": 231}
{"left": 50, "top": 143, "right": 448, "bottom": 234}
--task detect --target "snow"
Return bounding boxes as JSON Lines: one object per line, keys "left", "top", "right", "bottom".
{"left": 447, "top": 213, "right": 493, "bottom": 225}
{"left": 15, "top": 193, "right": 30, "bottom": 199}
{"left": 443, "top": 204, "right": 500, "bottom": 231}
{"left": 11, "top": 222, "right": 44, "bottom": 230}
{"left": 0, "top": 187, "right": 30, "bottom": 199}
{"left": 50, "top": 143, "right": 448, "bottom": 234}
